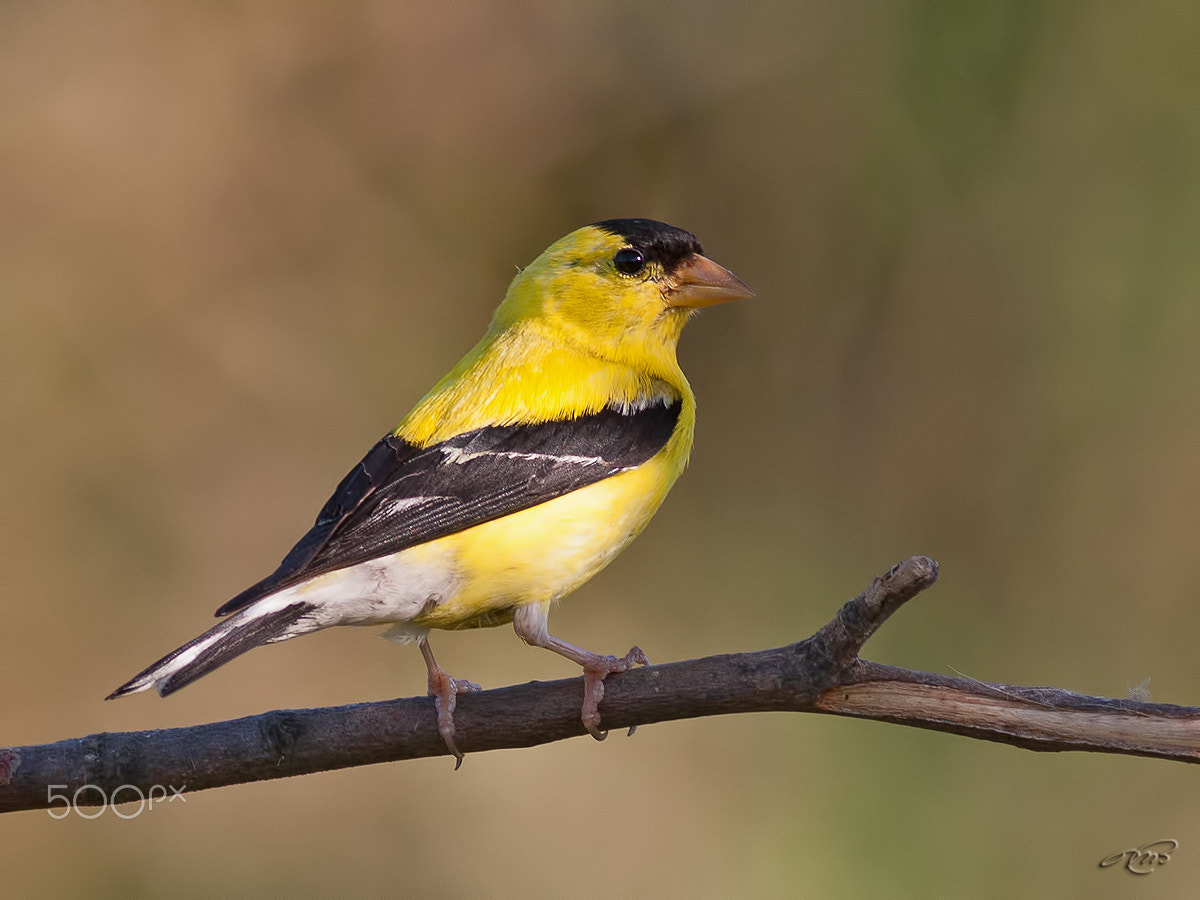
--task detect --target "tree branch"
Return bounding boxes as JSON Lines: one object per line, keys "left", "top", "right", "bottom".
{"left": 3, "top": 555, "right": 1198, "bottom": 813}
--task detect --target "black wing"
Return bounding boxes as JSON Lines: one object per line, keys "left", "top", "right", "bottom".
{"left": 215, "top": 400, "right": 682, "bottom": 616}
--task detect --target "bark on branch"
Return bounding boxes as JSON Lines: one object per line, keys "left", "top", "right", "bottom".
{"left": 3, "top": 555, "right": 1198, "bottom": 813}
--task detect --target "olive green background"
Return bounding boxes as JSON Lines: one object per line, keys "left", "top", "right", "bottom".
{"left": 4, "top": 3, "right": 1198, "bottom": 896}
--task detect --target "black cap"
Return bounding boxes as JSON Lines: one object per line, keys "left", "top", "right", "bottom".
{"left": 591, "top": 218, "right": 703, "bottom": 273}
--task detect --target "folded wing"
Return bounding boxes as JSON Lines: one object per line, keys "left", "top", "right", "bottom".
{"left": 216, "top": 400, "right": 682, "bottom": 616}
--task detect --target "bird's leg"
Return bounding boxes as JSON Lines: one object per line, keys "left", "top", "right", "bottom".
{"left": 512, "top": 605, "right": 647, "bottom": 740}
{"left": 419, "top": 636, "right": 480, "bottom": 769}
{"left": 546, "top": 636, "right": 649, "bottom": 740}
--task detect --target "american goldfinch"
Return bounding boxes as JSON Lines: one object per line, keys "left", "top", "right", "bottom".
{"left": 108, "top": 218, "right": 753, "bottom": 764}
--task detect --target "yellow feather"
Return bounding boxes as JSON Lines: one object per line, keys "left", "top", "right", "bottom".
{"left": 396, "top": 226, "right": 693, "bottom": 446}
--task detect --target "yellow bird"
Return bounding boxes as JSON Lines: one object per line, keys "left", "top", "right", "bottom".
{"left": 108, "top": 218, "right": 753, "bottom": 764}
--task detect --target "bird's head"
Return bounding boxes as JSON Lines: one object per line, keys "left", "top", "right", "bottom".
{"left": 493, "top": 218, "right": 754, "bottom": 372}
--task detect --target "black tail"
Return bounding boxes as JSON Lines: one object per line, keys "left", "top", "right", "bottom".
{"left": 106, "top": 601, "right": 314, "bottom": 699}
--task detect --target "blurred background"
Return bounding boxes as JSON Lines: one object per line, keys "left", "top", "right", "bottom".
{"left": 3, "top": 2, "right": 1199, "bottom": 896}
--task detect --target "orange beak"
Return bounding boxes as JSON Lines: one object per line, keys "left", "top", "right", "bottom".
{"left": 664, "top": 253, "right": 755, "bottom": 309}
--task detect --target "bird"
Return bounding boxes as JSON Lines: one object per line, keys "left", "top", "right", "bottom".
{"left": 107, "top": 218, "right": 754, "bottom": 765}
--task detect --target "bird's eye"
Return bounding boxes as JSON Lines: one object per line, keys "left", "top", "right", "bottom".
{"left": 613, "top": 247, "right": 645, "bottom": 276}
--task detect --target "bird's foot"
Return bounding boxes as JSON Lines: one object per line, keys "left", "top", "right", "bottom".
{"left": 425, "top": 664, "right": 481, "bottom": 770}
{"left": 580, "top": 645, "right": 649, "bottom": 741}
